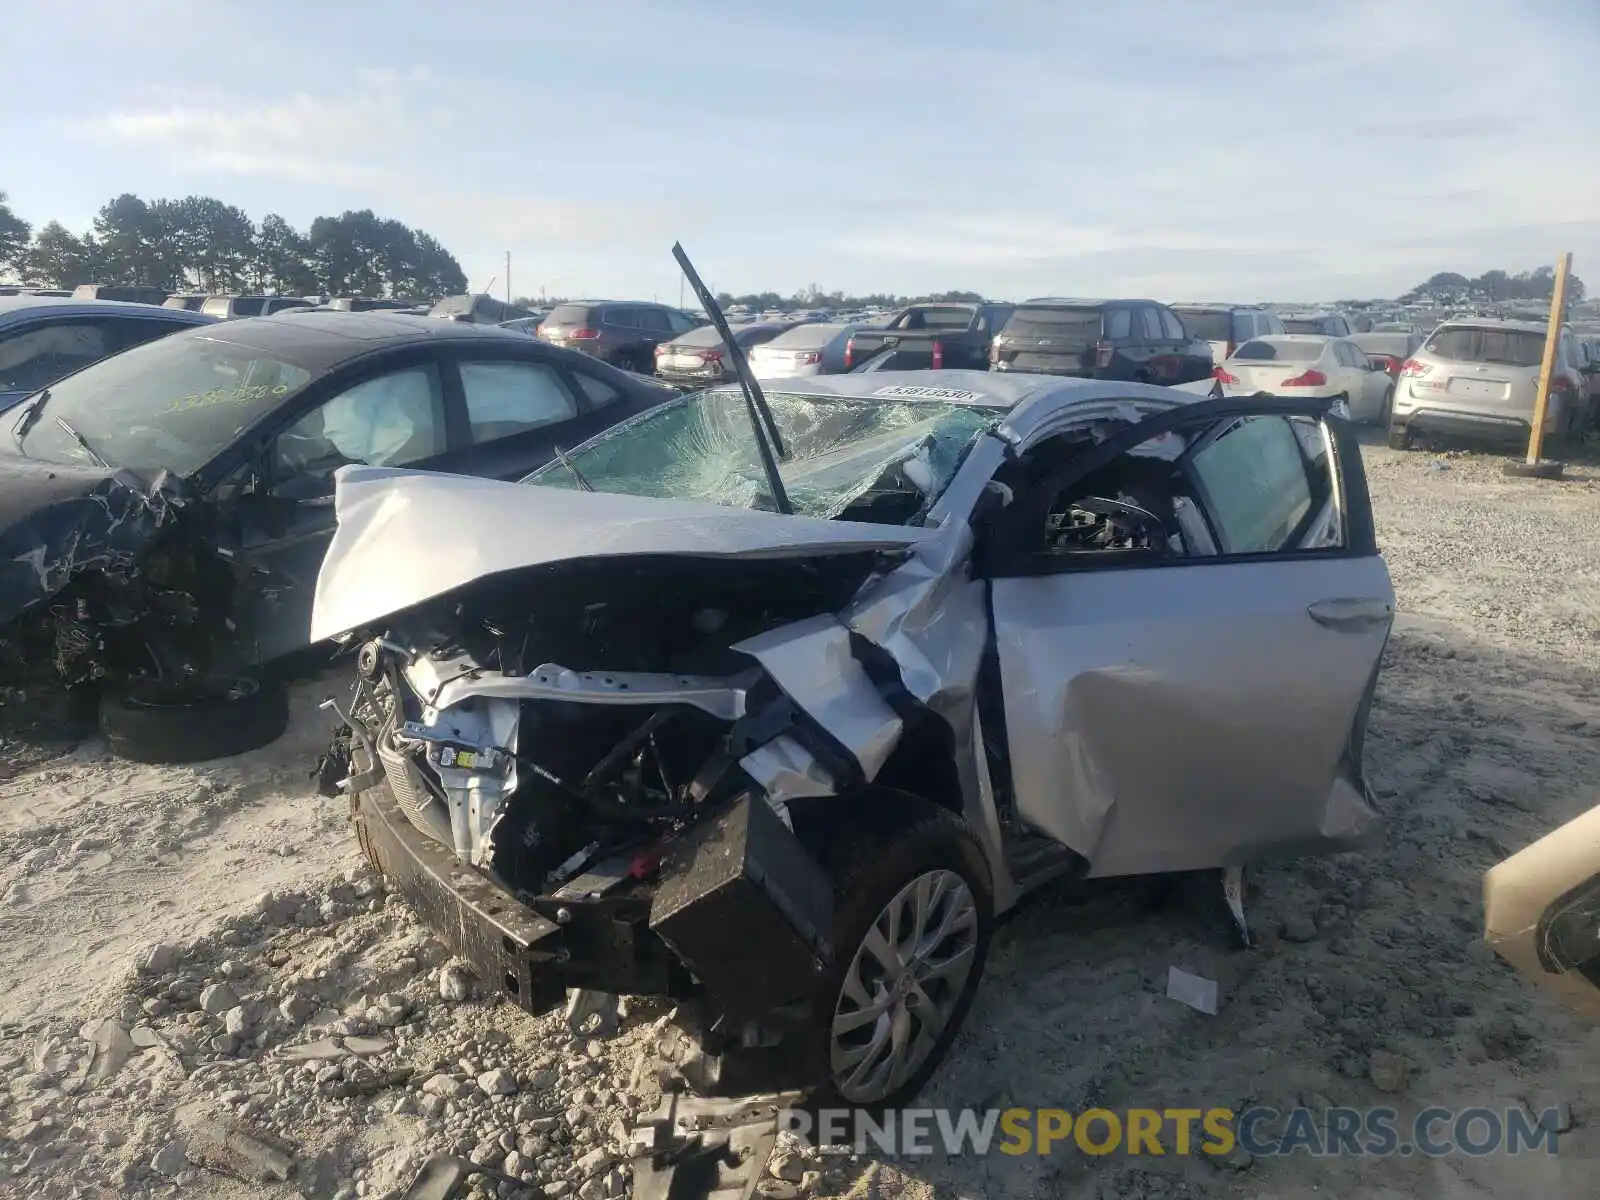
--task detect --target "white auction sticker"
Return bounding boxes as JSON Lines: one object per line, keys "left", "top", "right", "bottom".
{"left": 871, "top": 385, "right": 986, "bottom": 402}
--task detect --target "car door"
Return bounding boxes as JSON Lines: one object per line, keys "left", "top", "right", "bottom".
{"left": 1158, "top": 305, "right": 1207, "bottom": 383}
{"left": 229, "top": 359, "right": 460, "bottom": 665}
{"left": 635, "top": 307, "right": 676, "bottom": 365}
{"left": 1350, "top": 342, "right": 1390, "bottom": 419}
{"left": 980, "top": 396, "right": 1393, "bottom": 878}
{"left": 453, "top": 353, "right": 597, "bottom": 479}
{"left": 1133, "top": 304, "right": 1175, "bottom": 382}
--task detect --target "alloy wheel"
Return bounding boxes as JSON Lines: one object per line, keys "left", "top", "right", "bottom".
{"left": 829, "top": 868, "right": 980, "bottom": 1103}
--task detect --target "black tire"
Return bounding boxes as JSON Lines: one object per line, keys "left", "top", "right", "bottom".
{"left": 800, "top": 796, "right": 993, "bottom": 1111}
{"left": 99, "top": 676, "right": 290, "bottom": 764}
{"left": 1379, "top": 385, "right": 1395, "bottom": 426}
{"left": 1501, "top": 458, "right": 1565, "bottom": 480}
{"left": 1387, "top": 423, "right": 1413, "bottom": 451}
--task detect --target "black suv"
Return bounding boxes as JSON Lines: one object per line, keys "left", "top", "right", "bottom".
{"left": 990, "top": 299, "right": 1213, "bottom": 385}
{"left": 538, "top": 301, "right": 706, "bottom": 372}
{"left": 1169, "top": 304, "right": 1286, "bottom": 363}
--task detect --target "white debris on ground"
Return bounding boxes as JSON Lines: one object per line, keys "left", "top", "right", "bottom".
{"left": 1, "top": 437, "right": 1599, "bottom": 1200}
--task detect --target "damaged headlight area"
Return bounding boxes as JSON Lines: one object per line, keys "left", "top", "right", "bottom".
{"left": 321, "top": 554, "right": 905, "bottom": 1046}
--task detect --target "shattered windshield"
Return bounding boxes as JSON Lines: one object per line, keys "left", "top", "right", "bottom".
{"left": 13, "top": 333, "right": 312, "bottom": 475}
{"left": 526, "top": 387, "right": 996, "bottom": 524}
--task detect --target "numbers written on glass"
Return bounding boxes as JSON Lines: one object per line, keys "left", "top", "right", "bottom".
{"left": 162, "top": 384, "right": 291, "bottom": 415}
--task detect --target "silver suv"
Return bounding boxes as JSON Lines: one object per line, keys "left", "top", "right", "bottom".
{"left": 1388, "top": 318, "right": 1588, "bottom": 449}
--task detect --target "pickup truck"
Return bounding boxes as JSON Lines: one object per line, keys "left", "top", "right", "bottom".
{"left": 844, "top": 302, "right": 1013, "bottom": 371}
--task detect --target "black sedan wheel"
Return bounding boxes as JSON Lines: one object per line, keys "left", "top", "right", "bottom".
{"left": 99, "top": 676, "right": 289, "bottom": 764}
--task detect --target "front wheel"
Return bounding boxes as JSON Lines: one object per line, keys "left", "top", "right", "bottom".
{"left": 1379, "top": 384, "right": 1395, "bottom": 426}
{"left": 100, "top": 675, "right": 289, "bottom": 764}
{"left": 807, "top": 803, "right": 993, "bottom": 1110}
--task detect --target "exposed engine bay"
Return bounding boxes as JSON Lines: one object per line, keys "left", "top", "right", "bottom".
{"left": 319, "top": 553, "right": 910, "bottom": 1037}
{"left": 332, "top": 553, "right": 885, "bottom": 894}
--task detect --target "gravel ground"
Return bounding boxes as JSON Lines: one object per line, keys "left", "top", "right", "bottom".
{"left": 1, "top": 434, "right": 1598, "bottom": 1200}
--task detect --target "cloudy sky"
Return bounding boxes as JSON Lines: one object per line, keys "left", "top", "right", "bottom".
{"left": 4, "top": 0, "right": 1596, "bottom": 302}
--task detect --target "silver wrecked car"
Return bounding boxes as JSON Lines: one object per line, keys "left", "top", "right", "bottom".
{"left": 312, "top": 369, "right": 1394, "bottom": 1108}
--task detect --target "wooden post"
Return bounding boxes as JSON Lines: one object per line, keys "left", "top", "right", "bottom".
{"left": 1524, "top": 252, "right": 1573, "bottom": 465}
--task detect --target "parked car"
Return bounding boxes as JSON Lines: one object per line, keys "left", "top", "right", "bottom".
{"left": 1573, "top": 336, "right": 1600, "bottom": 426}
{"left": 0, "top": 312, "right": 676, "bottom": 762}
{"left": 426, "top": 295, "right": 535, "bottom": 325}
{"left": 0, "top": 296, "right": 216, "bottom": 413}
{"left": 538, "top": 301, "right": 707, "bottom": 373}
{"left": 1388, "top": 318, "right": 1588, "bottom": 449}
{"left": 843, "top": 303, "right": 1013, "bottom": 371}
{"left": 654, "top": 321, "right": 791, "bottom": 388}
{"left": 331, "top": 297, "right": 420, "bottom": 314}
{"left": 163, "top": 295, "right": 207, "bottom": 312}
{"left": 1213, "top": 335, "right": 1393, "bottom": 423}
{"left": 313, "top": 369, "right": 1392, "bottom": 1111}
{"left": 1169, "top": 304, "right": 1285, "bottom": 364}
{"left": 747, "top": 322, "right": 860, "bottom": 379}
{"left": 1280, "top": 312, "right": 1355, "bottom": 338}
{"left": 1349, "top": 330, "right": 1422, "bottom": 378}
{"left": 990, "top": 299, "right": 1213, "bottom": 386}
{"left": 199, "top": 295, "right": 315, "bottom": 320}
{"left": 70, "top": 284, "right": 169, "bottom": 305}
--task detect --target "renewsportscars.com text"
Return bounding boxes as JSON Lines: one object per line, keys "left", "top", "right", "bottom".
{"left": 778, "top": 1106, "right": 1563, "bottom": 1158}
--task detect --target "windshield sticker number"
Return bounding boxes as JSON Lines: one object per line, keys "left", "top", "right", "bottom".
{"left": 163, "top": 383, "right": 290, "bottom": 415}
{"left": 872, "top": 385, "right": 985, "bottom": 402}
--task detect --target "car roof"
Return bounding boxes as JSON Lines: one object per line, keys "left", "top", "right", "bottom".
{"left": 1017, "top": 297, "right": 1158, "bottom": 308}
{"left": 1434, "top": 317, "right": 1549, "bottom": 334}
{"left": 183, "top": 309, "right": 541, "bottom": 372}
{"left": 0, "top": 296, "right": 217, "bottom": 324}
{"left": 1248, "top": 333, "right": 1334, "bottom": 343}
{"left": 1170, "top": 302, "right": 1263, "bottom": 312}
{"left": 731, "top": 369, "right": 1204, "bottom": 413}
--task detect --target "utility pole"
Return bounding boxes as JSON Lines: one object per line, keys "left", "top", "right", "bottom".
{"left": 1504, "top": 251, "right": 1573, "bottom": 481}
{"left": 505, "top": 252, "right": 511, "bottom": 305}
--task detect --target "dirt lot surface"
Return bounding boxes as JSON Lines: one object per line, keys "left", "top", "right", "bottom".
{"left": 1, "top": 435, "right": 1598, "bottom": 1200}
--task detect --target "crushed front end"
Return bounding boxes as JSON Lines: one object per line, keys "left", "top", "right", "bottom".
{"left": 317, "top": 553, "right": 912, "bottom": 1059}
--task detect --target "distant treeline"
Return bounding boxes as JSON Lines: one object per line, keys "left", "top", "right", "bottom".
{"left": 1404, "top": 266, "right": 1586, "bottom": 304}
{"left": 0, "top": 189, "right": 467, "bottom": 299}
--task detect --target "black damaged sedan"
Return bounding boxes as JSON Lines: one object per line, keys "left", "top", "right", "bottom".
{"left": 0, "top": 310, "right": 675, "bottom": 762}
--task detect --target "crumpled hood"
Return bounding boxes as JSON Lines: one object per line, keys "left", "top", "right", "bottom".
{"left": 0, "top": 450, "right": 180, "bottom": 627}
{"left": 310, "top": 466, "right": 934, "bottom": 642}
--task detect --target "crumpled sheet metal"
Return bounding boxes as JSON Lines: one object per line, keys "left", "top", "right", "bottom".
{"left": 739, "top": 734, "right": 838, "bottom": 803}
{"left": 0, "top": 462, "right": 179, "bottom": 628}
{"left": 310, "top": 465, "right": 931, "bottom": 643}
{"left": 990, "top": 555, "right": 1389, "bottom": 877}
{"left": 843, "top": 522, "right": 988, "bottom": 728}
{"left": 732, "top": 615, "right": 904, "bottom": 780}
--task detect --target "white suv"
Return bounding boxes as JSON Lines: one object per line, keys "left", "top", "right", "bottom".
{"left": 1388, "top": 318, "right": 1587, "bottom": 449}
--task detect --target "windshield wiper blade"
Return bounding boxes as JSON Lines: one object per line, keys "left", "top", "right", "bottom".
{"left": 11, "top": 388, "right": 49, "bottom": 441}
{"left": 671, "top": 242, "right": 793, "bottom": 516}
{"left": 52, "top": 415, "right": 110, "bottom": 468}
{"left": 552, "top": 444, "right": 594, "bottom": 492}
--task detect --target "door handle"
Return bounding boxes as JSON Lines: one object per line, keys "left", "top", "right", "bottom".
{"left": 1307, "top": 598, "right": 1393, "bottom": 632}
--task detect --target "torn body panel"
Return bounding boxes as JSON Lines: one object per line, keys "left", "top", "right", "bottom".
{"left": 0, "top": 458, "right": 181, "bottom": 628}
{"left": 991, "top": 547, "right": 1391, "bottom": 876}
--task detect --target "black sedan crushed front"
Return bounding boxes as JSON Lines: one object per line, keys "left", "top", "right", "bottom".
{"left": 0, "top": 311, "right": 674, "bottom": 761}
